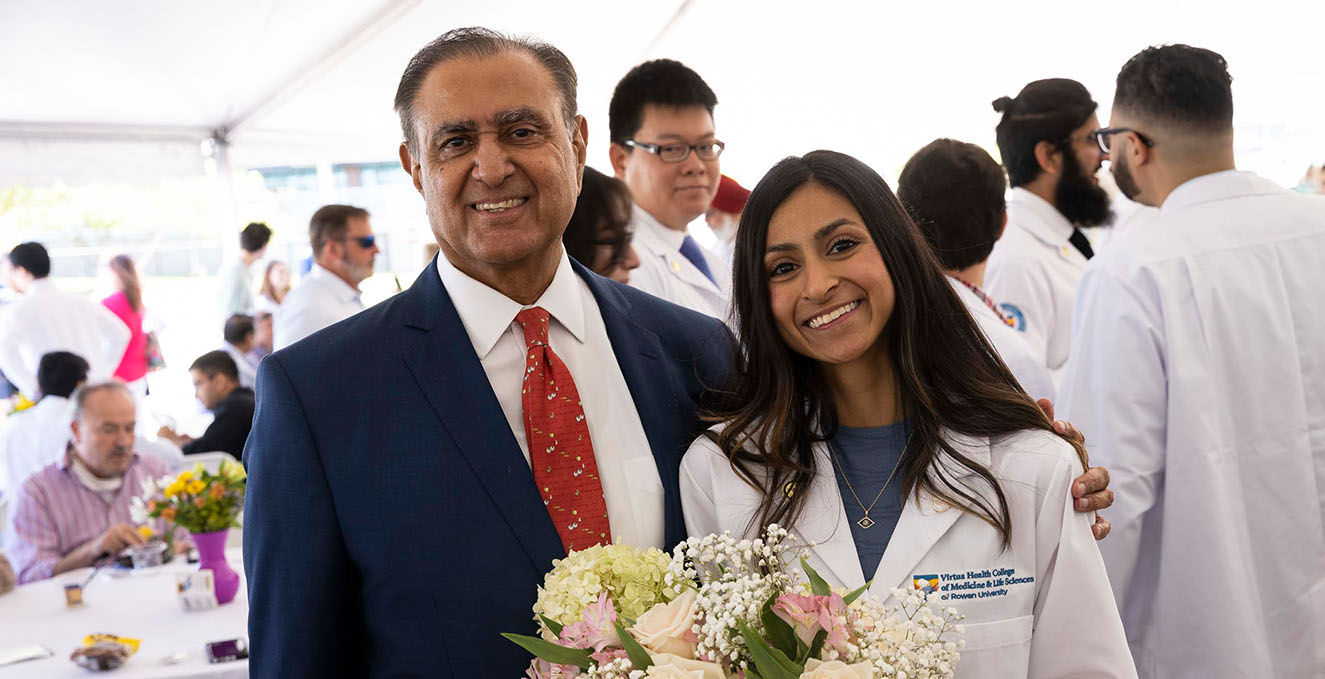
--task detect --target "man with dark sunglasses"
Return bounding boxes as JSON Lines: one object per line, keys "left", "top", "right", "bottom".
{"left": 274, "top": 203, "right": 379, "bottom": 349}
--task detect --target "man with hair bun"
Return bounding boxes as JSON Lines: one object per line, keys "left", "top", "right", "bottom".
{"left": 986, "top": 79, "right": 1112, "bottom": 384}
{"left": 1058, "top": 44, "right": 1325, "bottom": 679}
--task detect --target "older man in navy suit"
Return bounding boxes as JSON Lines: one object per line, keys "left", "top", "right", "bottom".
{"left": 242, "top": 28, "right": 729, "bottom": 678}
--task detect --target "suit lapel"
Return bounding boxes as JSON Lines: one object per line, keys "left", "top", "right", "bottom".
{"left": 399, "top": 260, "right": 564, "bottom": 571}
{"left": 868, "top": 431, "right": 991, "bottom": 599}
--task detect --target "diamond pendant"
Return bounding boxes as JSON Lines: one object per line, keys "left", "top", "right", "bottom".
{"left": 856, "top": 515, "right": 876, "bottom": 529}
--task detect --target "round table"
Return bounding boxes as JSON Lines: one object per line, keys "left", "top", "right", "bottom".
{"left": 0, "top": 549, "right": 248, "bottom": 678}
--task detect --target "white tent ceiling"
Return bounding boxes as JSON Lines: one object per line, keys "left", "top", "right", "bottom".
{"left": 3, "top": 0, "right": 1323, "bottom": 188}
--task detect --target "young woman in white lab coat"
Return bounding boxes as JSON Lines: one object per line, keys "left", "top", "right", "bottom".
{"left": 679, "top": 151, "right": 1136, "bottom": 678}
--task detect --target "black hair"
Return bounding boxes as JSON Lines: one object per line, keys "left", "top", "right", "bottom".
{"left": 309, "top": 204, "right": 370, "bottom": 255}
{"left": 394, "top": 27, "right": 579, "bottom": 152}
{"left": 1115, "top": 44, "right": 1233, "bottom": 132}
{"left": 37, "top": 351, "right": 89, "bottom": 399}
{"left": 897, "top": 139, "right": 1008, "bottom": 271}
{"left": 190, "top": 350, "right": 239, "bottom": 383}
{"left": 8, "top": 242, "right": 51, "bottom": 279}
{"left": 240, "top": 222, "right": 272, "bottom": 254}
{"left": 223, "top": 314, "right": 256, "bottom": 345}
{"left": 993, "top": 78, "right": 1097, "bottom": 187}
{"left": 563, "top": 168, "right": 634, "bottom": 273}
{"left": 609, "top": 59, "right": 717, "bottom": 145}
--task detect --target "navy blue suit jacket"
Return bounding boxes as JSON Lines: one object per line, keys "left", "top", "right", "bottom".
{"left": 243, "top": 259, "right": 730, "bottom": 678}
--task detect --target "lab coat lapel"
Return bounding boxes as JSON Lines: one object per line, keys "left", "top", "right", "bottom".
{"left": 868, "top": 431, "right": 992, "bottom": 599}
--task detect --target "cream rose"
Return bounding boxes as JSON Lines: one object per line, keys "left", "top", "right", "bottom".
{"left": 629, "top": 589, "right": 699, "bottom": 658}
{"left": 644, "top": 654, "right": 726, "bottom": 679}
{"left": 799, "top": 658, "right": 875, "bottom": 679}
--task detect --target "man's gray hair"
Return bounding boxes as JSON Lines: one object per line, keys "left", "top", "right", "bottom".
{"left": 72, "top": 381, "right": 133, "bottom": 421}
{"left": 393, "top": 26, "right": 579, "bottom": 153}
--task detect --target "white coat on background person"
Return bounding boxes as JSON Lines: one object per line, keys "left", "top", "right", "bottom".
{"left": 985, "top": 188, "right": 1088, "bottom": 383}
{"left": 947, "top": 277, "right": 1055, "bottom": 402}
{"left": 1058, "top": 171, "right": 1325, "bottom": 679}
{"left": 680, "top": 427, "right": 1136, "bottom": 679}
{"left": 627, "top": 204, "right": 731, "bottom": 320}
{"left": 274, "top": 263, "right": 364, "bottom": 350}
{"left": 0, "top": 280, "right": 129, "bottom": 398}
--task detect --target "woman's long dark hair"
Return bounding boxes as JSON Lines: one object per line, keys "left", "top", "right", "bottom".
{"left": 706, "top": 150, "right": 1086, "bottom": 547}
{"left": 108, "top": 254, "right": 142, "bottom": 313}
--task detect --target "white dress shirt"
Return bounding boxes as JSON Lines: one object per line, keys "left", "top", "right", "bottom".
{"left": 627, "top": 204, "right": 732, "bottom": 320}
{"left": 947, "top": 277, "right": 1056, "bottom": 401}
{"left": 218, "top": 258, "right": 255, "bottom": 317}
{"left": 221, "top": 342, "right": 259, "bottom": 389}
{"left": 274, "top": 264, "right": 364, "bottom": 350}
{"left": 0, "top": 280, "right": 131, "bottom": 397}
{"left": 0, "top": 395, "right": 184, "bottom": 503}
{"left": 436, "top": 250, "right": 664, "bottom": 549}
{"left": 1058, "top": 171, "right": 1325, "bottom": 679}
{"left": 985, "top": 188, "right": 1089, "bottom": 385}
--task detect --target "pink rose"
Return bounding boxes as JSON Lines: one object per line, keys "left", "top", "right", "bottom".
{"left": 772, "top": 592, "right": 852, "bottom": 653}
{"left": 525, "top": 658, "right": 582, "bottom": 679}
{"left": 561, "top": 592, "right": 619, "bottom": 652}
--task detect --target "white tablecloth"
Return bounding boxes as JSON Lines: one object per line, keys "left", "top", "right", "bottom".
{"left": 0, "top": 549, "right": 248, "bottom": 678}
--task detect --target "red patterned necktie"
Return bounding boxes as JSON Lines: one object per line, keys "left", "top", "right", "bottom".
{"left": 516, "top": 306, "right": 612, "bottom": 553}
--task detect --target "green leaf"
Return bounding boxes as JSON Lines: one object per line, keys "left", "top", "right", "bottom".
{"left": 800, "top": 558, "right": 831, "bottom": 596}
{"left": 842, "top": 580, "right": 872, "bottom": 605}
{"left": 500, "top": 633, "right": 592, "bottom": 669}
{"left": 760, "top": 593, "right": 799, "bottom": 658}
{"left": 614, "top": 622, "right": 653, "bottom": 671}
{"left": 737, "top": 622, "right": 801, "bottom": 679}
{"left": 539, "top": 615, "right": 564, "bottom": 638}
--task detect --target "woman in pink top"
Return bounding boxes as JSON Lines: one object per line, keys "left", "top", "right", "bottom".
{"left": 101, "top": 254, "right": 149, "bottom": 385}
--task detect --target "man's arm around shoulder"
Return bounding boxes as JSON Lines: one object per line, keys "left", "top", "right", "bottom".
{"left": 244, "top": 354, "right": 363, "bottom": 678}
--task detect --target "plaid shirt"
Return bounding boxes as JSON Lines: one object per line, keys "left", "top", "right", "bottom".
{"left": 5, "top": 451, "right": 172, "bottom": 584}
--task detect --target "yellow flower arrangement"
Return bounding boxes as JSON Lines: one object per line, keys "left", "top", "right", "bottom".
{"left": 136, "top": 461, "right": 247, "bottom": 535}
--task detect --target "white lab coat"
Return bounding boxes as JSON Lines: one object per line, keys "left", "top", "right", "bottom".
{"left": 627, "top": 204, "right": 732, "bottom": 321}
{"left": 986, "top": 189, "right": 1089, "bottom": 384}
{"left": 0, "top": 280, "right": 130, "bottom": 398}
{"left": 680, "top": 426, "right": 1136, "bottom": 678}
{"left": 948, "top": 277, "right": 1056, "bottom": 402}
{"left": 1058, "top": 171, "right": 1325, "bottom": 679}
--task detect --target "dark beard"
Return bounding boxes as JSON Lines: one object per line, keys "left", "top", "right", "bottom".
{"left": 1054, "top": 148, "right": 1114, "bottom": 227}
{"left": 1111, "top": 152, "right": 1143, "bottom": 203}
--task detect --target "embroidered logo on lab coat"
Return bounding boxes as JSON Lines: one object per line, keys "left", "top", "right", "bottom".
{"left": 998, "top": 303, "right": 1026, "bottom": 332}
{"left": 917, "top": 568, "right": 1035, "bottom": 601}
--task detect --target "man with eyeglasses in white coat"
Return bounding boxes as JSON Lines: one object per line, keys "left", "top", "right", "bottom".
{"left": 274, "top": 204, "right": 379, "bottom": 350}
{"left": 608, "top": 59, "right": 731, "bottom": 320}
{"left": 1058, "top": 44, "right": 1325, "bottom": 679}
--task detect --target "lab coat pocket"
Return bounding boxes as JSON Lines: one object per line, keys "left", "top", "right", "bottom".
{"left": 956, "top": 614, "right": 1032, "bottom": 678}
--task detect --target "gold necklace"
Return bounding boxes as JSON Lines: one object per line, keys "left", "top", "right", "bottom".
{"left": 827, "top": 429, "right": 912, "bottom": 530}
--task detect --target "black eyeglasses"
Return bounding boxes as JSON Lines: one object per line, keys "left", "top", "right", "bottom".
{"left": 624, "top": 139, "right": 725, "bottom": 163}
{"left": 339, "top": 235, "right": 376, "bottom": 249}
{"left": 1093, "top": 128, "right": 1155, "bottom": 154}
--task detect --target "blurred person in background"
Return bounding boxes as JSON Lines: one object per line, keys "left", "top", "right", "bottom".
{"left": 275, "top": 205, "right": 377, "bottom": 349}
{"left": 985, "top": 79, "right": 1112, "bottom": 386}
{"left": 218, "top": 221, "right": 272, "bottom": 317}
{"left": 157, "top": 351, "right": 254, "bottom": 460}
{"left": 220, "top": 314, "right": 259, "bottom": 389}
{"left": 0, "top": 554, "right": 12, "bottom": 594}
{"left": 1, "top": 352, "right": 183, "bottom": 505}
{"left": 705, "top": 174, "right": 750, "bottom": 263}
{"left": 897, "top": 138, "right": 1057, "bottom": 401}
{"left": 1291, "top": 163, "right": 1322, "bottom": 194}
{"left": 250, "top": 311, "right": 273, "bottom": 361}
{"left": 6, "top": 382, "right": 182, "bottom": 584}
{"left": 255, "top": 260, "right": 291, "bottom": 314}
{"left": 0, "top": 243, "right": 129, "bottom": 399}
{"left": 100, "top": 254, "right": 150, "bottom": 400}
{"left": 561, "top": 167, "right": 640, "bottom": 283}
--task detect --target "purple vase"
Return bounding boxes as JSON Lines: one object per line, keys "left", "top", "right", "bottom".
{"left": 193, "top": 529, "right": 240, "bottom": 605}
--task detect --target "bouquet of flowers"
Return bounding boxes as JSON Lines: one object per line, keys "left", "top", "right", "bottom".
{"left": 130, "top": 460, "right": 247, "bottom": 535}
{"left": 505, "top": 525, "right": 964, "bottom": 679}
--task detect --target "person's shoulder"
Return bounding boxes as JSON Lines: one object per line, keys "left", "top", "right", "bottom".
{"left": 269, "top": 288, "right": 409, "bottom": 369}
{"left": 987, "top": 428, "right": 1081, "bottom": 490}
{"left": 603, "top": 278, "right": 730, "bottom": 348}
{"left": 680, "top": 424, "right": 739, "bottom": 481}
